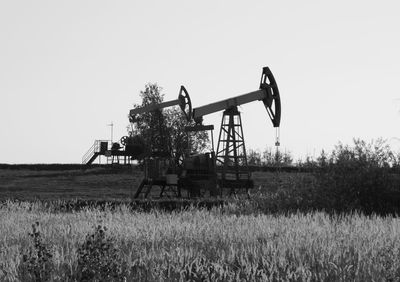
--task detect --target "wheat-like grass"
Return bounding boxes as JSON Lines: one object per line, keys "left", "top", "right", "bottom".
{"left": 0, "top": 201, "right": 399, "bottom": 281}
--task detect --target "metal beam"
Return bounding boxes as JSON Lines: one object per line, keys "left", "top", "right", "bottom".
{"left": 184, "top": 124, "right": 214, "bottom": 132}
{"left": 192, "top": 89, "right": 266, "bottom": 119}
{"left": 129, "top": 99, "right": 180, "bottom": 117}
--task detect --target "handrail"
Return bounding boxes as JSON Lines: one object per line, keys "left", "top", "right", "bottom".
{"left": 82, "top": 141, "right": 95, "bottom": 164}
{"left": 82, "top": 140, "right": 110, "bottom": 164}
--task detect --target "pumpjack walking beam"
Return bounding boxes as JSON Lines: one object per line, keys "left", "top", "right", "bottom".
{"left": 191, "top": 67, "right": 281, "bottom": 127}
{"left": 129, "top": 86, "right": 192, "bottom": 122}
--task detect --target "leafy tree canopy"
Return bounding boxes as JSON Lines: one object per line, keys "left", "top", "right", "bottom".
{"left": 129, "top": 83, "right": 209, "bottom": 164}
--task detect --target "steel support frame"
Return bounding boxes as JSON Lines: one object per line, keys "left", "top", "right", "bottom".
{"left": 215, "top": 106, "right": 250, "bottom": 193}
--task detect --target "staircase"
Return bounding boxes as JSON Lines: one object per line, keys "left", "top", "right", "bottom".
{"left": 82, "top": 140, "right": 109, "bottom": 165}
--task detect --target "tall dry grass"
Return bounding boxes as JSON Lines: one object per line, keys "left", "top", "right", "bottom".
{"left": 0, "top": 200, "right": 399, "bottom": 281}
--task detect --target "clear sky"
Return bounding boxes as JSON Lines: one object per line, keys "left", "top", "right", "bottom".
{"left": 1, "top": 1, "right": 400, "bottom": 163}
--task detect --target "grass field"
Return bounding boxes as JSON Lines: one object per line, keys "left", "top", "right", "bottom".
{"left": 0, "top": 166, "right": 310, "bottom": 201}
{"left": 0, "top": 166, "right": 141, "bottom": 201}
{"left": 1, "top": 165, "right": 399, "bottom": 281}
{"left": 0, "top": 201, "right": 399, "bottom": 281}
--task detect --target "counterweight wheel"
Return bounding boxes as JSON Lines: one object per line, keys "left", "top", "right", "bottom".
{"left": 120, "top": 136, "right": 129, "bottom": 146}
{"left": 178, "top": 85, "right": 192, "bottom": 121}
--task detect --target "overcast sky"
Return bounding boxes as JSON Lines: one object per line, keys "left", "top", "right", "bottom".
{"left": 1, "top": 1, "right": 400, "bottom": 163}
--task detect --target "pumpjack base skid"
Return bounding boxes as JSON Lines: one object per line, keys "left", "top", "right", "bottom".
{"left": 179, "top": 174, "right": 219, "bottom": 198}
{"left": 133, "top": 178, "right": 182, "bottom": 199}
{"left": 133, "top": 176, "right": 253, "bottom": 199}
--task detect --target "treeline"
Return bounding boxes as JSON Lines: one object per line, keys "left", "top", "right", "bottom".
{"left": 248, "top": 138, "right": 400, "bottom": 170}
{"left": 247, "top": 148, "right": 294, "bottom": 166}
{"left": 249, "top": 138, "right": 400, "bottom": 215}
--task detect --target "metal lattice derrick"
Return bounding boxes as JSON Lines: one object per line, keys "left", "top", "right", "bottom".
{"left": 215, "top": 107, "right": 250, "bottom": 191}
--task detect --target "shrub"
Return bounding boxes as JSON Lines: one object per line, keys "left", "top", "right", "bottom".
{"left": 76, "top": 225, "right": 127, "bottom": 281}
{"left": 18, "top": 222, "right": 54, "bottom": 282}
{"left": 315, "top": 138, "right": 400, "bottom": 214}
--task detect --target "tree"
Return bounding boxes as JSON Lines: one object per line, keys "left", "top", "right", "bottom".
{"left": 262, "top": 147, "right": 274, "bottom": 165}
{"left": 261, "top": 147, "right": 293, "bottom": 166}
{"left": 129, "top": 83, "right": 209, "bottom": 165}
{"left": 247, "top": 149, "right": 262, "bottom": 166}
{"left": 281, "top": 150, "right": 294, "bottom": 166}
{"left": 316, "top": 149, "right": 328, "bottom": 167}
{"left": 164, "top": 106, "right": 209, "bottom": 165}
{"left": 314, "top": 138, "right": 400, "bottom": 214}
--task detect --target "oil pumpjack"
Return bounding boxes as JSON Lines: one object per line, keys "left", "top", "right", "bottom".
{"left": 182, "top": 66, "right": 281, "bottom": 196}
{"left": 130, "top": 66, "right": 281, "bottom": 198}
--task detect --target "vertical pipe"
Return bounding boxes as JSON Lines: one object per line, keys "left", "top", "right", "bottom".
{"left": 229, "top": 114, "right": 236, "bottom": 180}
{"left": 216, "top": 113, "right": 226, "bottom": 165}
{"left": 238, "top": 113, "right": 249, "bottom": 177}
{"left": 211, "top": 130, "right": 214, "bottom": 152}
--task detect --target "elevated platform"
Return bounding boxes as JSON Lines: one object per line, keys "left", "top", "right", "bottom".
{"left": 82, "top": 140, "right": 135, "bottom": 165}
